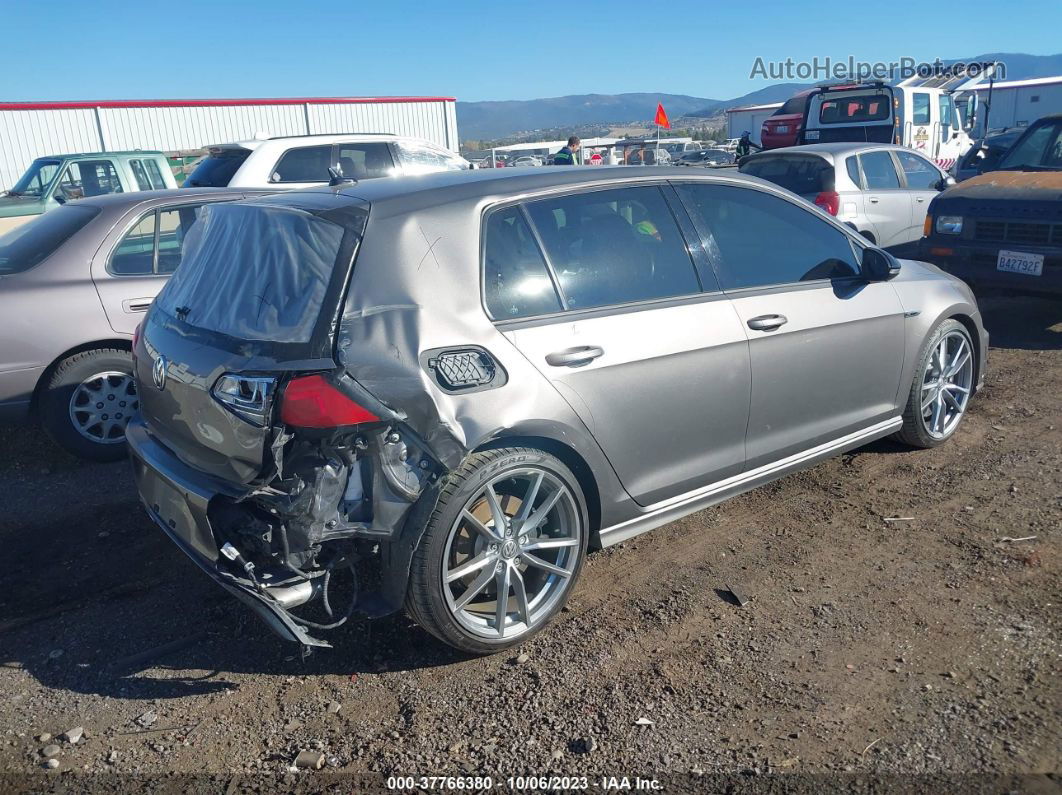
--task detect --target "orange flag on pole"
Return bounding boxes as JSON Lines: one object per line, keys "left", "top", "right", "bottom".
{"left": 654, "top": 103, "right": 671, "bottom": 129}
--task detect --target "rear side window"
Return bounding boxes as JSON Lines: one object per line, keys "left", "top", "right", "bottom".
{"left": 272, "top": 145, "right": 332, "bottom": 183}
{"left": 144, "top": 159, "right": 168, "bottom": 189}
{"left": 859, "top": 151, "right": 902, "bottom": 189}
{"left": 740, "top": 156, "right": 834, "bottom": 195}
{"left": 334, "top": 143, "right": 395, "bottom": 179}
{"left": 677, "top": 184, "right": 859, "bottom": 290}
{"left": 185, "top": 149, "right": 250, "bottom": 187}
{"left": 895, "top": 151, "right": 940, "bottom": 190}
{"left": 155, "top": 202, "right": 357, "bottom": 343}
{"left": 483, "top": 207, "right": 562, "bottom": 319}
{"left": 130, "top": 159, "right": 152, "bottom": 190}
{"left": 845, "top": 156, "right": 863, "bottom": 188}
{"left": 0, "top": 205, "right": 100, "bottom": 275}
{"left": 525, "top": 186, "right": 700, "bottom": 310}
{"left": 109, "top": 204, "right": 206, "bottom": 276}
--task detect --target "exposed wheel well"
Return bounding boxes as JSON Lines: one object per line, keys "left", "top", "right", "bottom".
{"left": 31, "top": 339, "right": 133, "bottom": 413}
{"left": 476, "top": 435, "right": 602, "bottom": 546}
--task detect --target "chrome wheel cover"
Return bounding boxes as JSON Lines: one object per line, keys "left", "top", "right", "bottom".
{"left": 68, "top": 371, "right": 138, "bottom": 444}
{"left": 920, "top": 330, "right": 973, "bottom": 440}
{"left": 442, "top": 467, "right": 581, "bottom": 640}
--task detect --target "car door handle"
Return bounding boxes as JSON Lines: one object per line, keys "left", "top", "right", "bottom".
{"left": 747, "top": 314, "right": 788, "bottom": 331}
{"left": 868, "top": 196, "right": 880, "bottom": 203}
{"left": 545, "top": 346, "right": 604, "bottom": 367}
{"left": 915, "top": 196, "right": 926, "bottom": 203}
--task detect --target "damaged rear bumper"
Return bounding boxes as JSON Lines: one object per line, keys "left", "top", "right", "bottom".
{"left": 127, "top": 417, "right": 333, "bottom": 648}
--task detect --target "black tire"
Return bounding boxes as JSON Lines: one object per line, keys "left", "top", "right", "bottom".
{"left": 894, "top": 319, "right": 974, "bottom": 449}
{"left": 406, "top": 447, "right": 588, "bottom": 654}
{"left": 40, "top": 348, "right": 137, "bottom": 462}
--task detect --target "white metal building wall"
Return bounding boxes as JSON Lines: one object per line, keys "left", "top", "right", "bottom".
{"left": 966, "top": 78, "right": 1062, "bottom": 134}
{"left": 726, "top": 104, "right": 782, "bottom": 145}
{"left": 0, "top": 98, "right": 458, "bottom": 191}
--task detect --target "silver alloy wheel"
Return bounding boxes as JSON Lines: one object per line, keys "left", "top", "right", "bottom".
{"left": 442, "top": 467, "right": 581, "bottom": 640}
{"left": 920, "top": 330, "right": 974, "bottom": 440}
{"left": 68, "top": 371, "right": 138, "bottom": 444}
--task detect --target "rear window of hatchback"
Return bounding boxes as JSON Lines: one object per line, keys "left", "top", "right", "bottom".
{"left": 740, "top": 155, "right": 835, "bottom": 195}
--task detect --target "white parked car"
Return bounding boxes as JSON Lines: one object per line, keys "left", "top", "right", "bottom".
{"left": 183, "top": 134, "right": 470, "bottom": 189}
{"left": 510, "top": 156, "right": 544, "bottom": 167}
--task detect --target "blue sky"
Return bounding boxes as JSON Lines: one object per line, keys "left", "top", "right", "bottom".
{"left": 2, "top": 0, "right": 1059, "bottom": 102}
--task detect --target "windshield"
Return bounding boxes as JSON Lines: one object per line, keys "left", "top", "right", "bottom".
{"left": 7, "top": 159, "right": 62, "bottom": 198}
{"left": 154, "top": 202, "right": 362, "bottom": 343}
{"left": 998, "top": 120, "right": 1062, "bottom": 171}
{"left": 184, "top": 149, "right": 251, "bottom": 187}
{"left": 0, "top": 205, "right": 99, "bottom": 274}
{"left": 740, "top": 155, "right": 834, "bottom": 195}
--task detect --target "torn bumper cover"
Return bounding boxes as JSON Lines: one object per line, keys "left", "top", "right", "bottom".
{"left": 128, "top": 418, "right": 336, "bottom": 648}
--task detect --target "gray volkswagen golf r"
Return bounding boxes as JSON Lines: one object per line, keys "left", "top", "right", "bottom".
{"left": 128, "top": 166, "right": 988, "bottom": 654}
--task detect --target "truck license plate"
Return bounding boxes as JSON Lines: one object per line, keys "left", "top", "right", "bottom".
{"left": 996, "top": 249, "right": 1044, "bottom": 276}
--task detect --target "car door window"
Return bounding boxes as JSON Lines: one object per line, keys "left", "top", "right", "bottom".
{"left": 393, "top": 141, "right": 469, "bottom": 174}
{"left": 525, "top": 186, "right": 701, "bottom": 310}
{"left": 109, "top": 214, "right": 157, "bottom": 275}
{"left": 859, "top": 151, "right": 902, "bottom": 190}
{"left": 109, "top": 204, "right": 206, "bottom": 276}
{"left": 912, "top": 93, "right": 931, "bottom": 125}
{"left": 56, "top": 160, "right": 123, "bottom": 200}
{"left": 483, "top": 206, "right": 563, "bottom": 319}
{"left": 895, "top": 151, "right": 940, "bottom": 190}
{"left": 144, "top": 159, "right": 168, "bottom": 189}
{"left": 333, "top": 143, "right": 396, "bottom": 179}
{"left": 271, "top": 145, "right": 332, "bottom": 183}
{"left": 156, "top": 205, "right": 203, "bottom": 274}
{"left": 676, "top": 184, "right": 859, "bottom": 290}
{"left": 129, "top": 159, "right": 152, "bottom": 190}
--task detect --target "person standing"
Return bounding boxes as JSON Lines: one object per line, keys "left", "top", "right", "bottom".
{"left": 735, "top": 131, "right": 762, "bottom": 159}
{"left": 553, "top": 136, "right": 581, "bottom": 165}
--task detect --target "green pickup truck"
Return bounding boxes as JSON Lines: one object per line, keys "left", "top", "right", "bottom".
{"left": 0, "top": 151, "right": 177, "bottom": 237}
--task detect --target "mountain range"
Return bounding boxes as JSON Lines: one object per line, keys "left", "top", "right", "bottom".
{"left": 456, "top": 52, "right": 1062, "bottom": 141}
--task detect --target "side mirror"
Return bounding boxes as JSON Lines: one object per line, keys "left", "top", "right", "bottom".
{"left": 861, "top": 247, "right": 901, "bottom": 281}
{"left": 937, "top": 175, "right": 956, "bottom": 191}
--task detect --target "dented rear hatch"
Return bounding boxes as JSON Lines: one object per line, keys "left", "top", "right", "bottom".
{"left": 135, "top": 192, "right": 368, "bottom": 484}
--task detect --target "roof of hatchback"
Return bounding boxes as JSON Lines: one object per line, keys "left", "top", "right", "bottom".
{"left": 287, "top": 165, "right": 765, "bottom": 207}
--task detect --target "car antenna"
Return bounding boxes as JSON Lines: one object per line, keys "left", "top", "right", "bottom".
{"left": 327, "top": 167, "right": 356, "bottom": 187}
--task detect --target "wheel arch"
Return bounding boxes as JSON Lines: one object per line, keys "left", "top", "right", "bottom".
{"left": 474, "top": 434, "right": 603, "bottom": 548}
{"left": 31, "top": 338, "right": 133, "bottom": 413}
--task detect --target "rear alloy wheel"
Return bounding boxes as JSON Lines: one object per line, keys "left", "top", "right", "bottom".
{"left": 406, "top": 448, "right": 587, "bottom": 653}
{"left": 895, "top": 319, "right": 974, "bottom": 448}
{"left": 40, "top": 348, "right": 138, "bottom": 462}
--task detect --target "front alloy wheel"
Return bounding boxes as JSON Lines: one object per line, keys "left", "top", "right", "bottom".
{"left": 407, "top": 448, "right": 587, "bottom": 653}
{"left": 895, "top": 319, "right": 975, "bottom": 448}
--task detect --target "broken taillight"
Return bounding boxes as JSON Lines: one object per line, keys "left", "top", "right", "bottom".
{"left": 212, "top": 374, "right": 277, "bottom": 427}
{"left": 814, "top": 191, "right": 840, "bottom": 216}
{"left": 280, "top": 374, "right": 378, "bottom": 428}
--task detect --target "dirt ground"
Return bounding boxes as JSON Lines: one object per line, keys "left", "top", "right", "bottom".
{"left": 0, "top": 294, "right": 1059, "bottom": 793}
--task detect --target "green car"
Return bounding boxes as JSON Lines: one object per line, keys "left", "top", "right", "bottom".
{"left": 0, "top": 151, "right": 176, "bottom": 237}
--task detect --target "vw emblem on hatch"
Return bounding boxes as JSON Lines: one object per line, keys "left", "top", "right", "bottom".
{"left": 152, "top": 355, "right": 168, "bottom": 391}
